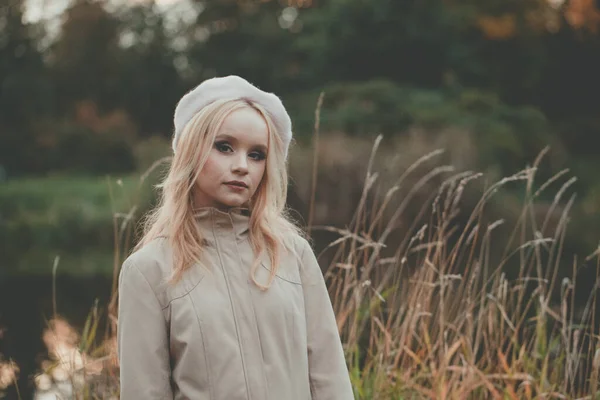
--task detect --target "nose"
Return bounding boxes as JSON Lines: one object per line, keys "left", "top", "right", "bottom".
{"left": 232, "top": 152, "right": 248, "bottom": 174}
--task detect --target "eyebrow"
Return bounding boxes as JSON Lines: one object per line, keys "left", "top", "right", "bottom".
{"left": 215, "top": 134, "right": 268, "bottom": 153}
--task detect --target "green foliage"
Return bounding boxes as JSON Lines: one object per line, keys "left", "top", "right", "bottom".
{"left": 296, "top": 0, "right": 461, "bottom": 87}
{"left": 48, "top": 124, "right": 136, "bottom": 174}
{"left": 113, "top": 3, "right": 186, "bottom": 136}
{"left": 289, "top": 80, "right": 555, "bottom": 176}
{"left": 187, "top": 0, "right": 299, "bottom": 90}
{"left": 0, "top": 174, "right": 154, "bottom": 275}
{"left": 50, "top": 0, "right": 122, "bottom": 113}
{"left": 0, "top": 0, "right": 54, "bottom": 176}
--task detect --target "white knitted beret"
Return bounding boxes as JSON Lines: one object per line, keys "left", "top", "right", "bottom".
{"left": 172, "top": 75, "right": 293, "bottom": 159}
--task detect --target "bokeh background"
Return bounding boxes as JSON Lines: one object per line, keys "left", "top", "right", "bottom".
{"left": 1, "top": 0, "right": 600, "bottom": 397}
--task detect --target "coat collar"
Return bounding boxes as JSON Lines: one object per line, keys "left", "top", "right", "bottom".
{"left": 192, "top": 207, "right": 250, "bottom": 241}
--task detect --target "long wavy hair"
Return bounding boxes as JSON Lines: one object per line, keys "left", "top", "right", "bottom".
{"left": 136, "top": 98, "right": 303, "bottom": 290}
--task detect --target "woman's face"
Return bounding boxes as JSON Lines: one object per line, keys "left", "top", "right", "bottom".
{"left": 193, "top": 107, "right": 269, "bottom": 210}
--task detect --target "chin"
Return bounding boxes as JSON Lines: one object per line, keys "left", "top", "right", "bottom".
{"left": 218, "top": 196, "right": 249, "bottom": 208}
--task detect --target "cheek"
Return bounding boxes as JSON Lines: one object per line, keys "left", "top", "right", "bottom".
{"left": 199, "top": 154, "right": 222, "bottom": 178}
{"left": 249, "top": 163, "right": 267, "bottom": 195}
{"left": 196, "top": 156, "right": 219, "bottom": 187}
{"left": 253, "top": 162, "right": 266, "bottom": 182}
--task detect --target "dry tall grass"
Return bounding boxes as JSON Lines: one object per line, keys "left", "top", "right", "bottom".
{"left": 320, "top": 138, "right": 600, "bottom": 399}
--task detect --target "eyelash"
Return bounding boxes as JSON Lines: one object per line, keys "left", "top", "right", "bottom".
{"left": 215, "top": 141, "right": 266, "bottom": 161}
{"left": 215, "top": 142, "right": 232, "bottom": 153}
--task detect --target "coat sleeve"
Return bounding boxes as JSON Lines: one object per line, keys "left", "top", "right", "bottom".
{"left": 299, "top": 239, "right": 355, "bottom": 400}
{"left": 117, "top": 258, "right": 173, "bottom": 399}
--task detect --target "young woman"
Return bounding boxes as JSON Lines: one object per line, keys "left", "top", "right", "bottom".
{"left": 117, "top": 76, "right": 354, "bottom": 399}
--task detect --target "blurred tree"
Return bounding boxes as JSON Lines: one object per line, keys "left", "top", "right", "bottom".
{"left": 295, "top": 0, "right": 462, "bottom": 88}
{"left": 449, "top": 0, "right": 554, "bottom": 105}
{"left": 293, "top": 0, "right": 563, "bottom": 104}
{"left": 114, "top": 3, "right": 184, "bottom": 137}
{"left": 294, "top": 0, "right": 600, "bottom": 149}
{"left": 0, "top": 0, "right": 53, "bottom": 176}
{"left": 48, "top": 0, "right": 121, "bottom": 114}
{"left": 1, "top": 0, "right": 599, "bottom": 177}
{"left": 186, "top": 0, "right": 303, "bottom": 91}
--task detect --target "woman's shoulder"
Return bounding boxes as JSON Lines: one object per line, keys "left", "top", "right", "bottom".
{"left": 124, "top": 237, "right": 169, "bottom": 266}
{"left": 120, "top": 237, "right": 205, "bottom": 308}
{"left": 120, "top": 238, "right": 171, "bottom": 293}
{"left": 280, "top": 228, "right": 311, "bottom": 256}
{"left": 280, "top": 230, "right": 324, "bottom": 284}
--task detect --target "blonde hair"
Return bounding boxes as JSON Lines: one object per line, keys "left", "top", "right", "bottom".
{"left": 136, "top": 98, "right": 302, "bottom": 290}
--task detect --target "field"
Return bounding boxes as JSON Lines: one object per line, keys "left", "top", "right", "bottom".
{"left": 2, "top": 135, "right": 599, "bottom": 399}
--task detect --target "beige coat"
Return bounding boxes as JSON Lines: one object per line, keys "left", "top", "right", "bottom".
{"left": 117, "top": 207, "right": 354, "bottom": 399}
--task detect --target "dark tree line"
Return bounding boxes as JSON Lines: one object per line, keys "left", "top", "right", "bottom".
{"left": 1, "top": 0, "right": 600, "bottom": 176}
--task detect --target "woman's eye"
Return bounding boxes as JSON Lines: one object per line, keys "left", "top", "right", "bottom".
{"left": 249, "top": 151, "right": 266, "bottom": 161}
{"left": 215, "top": 142, "right": 233, "bottom": 153}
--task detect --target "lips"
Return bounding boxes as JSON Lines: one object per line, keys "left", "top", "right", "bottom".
{"left": 224, "top": 181, "right": 248, "bottom": 188}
